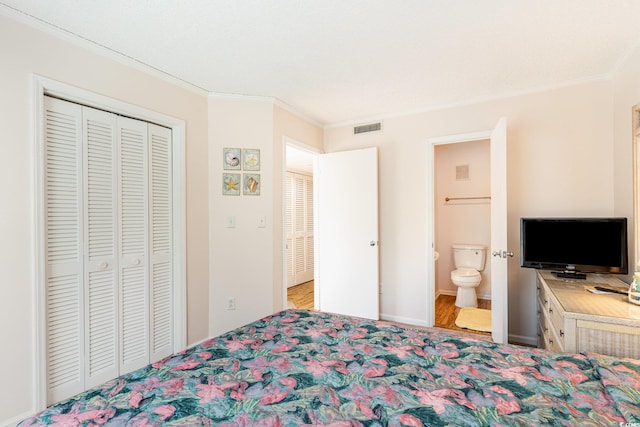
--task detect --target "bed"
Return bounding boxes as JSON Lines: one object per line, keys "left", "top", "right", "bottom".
{"left": 20, "top": 309, "right": 640, "bottom": 426}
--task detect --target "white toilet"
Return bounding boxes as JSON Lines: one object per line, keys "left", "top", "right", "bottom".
{"left": 451, "top": 244, "right": 487, "bottom": 308}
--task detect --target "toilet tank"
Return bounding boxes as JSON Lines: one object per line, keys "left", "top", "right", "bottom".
{"left": 452, "top": 244, "right": 487, "bottom": 270}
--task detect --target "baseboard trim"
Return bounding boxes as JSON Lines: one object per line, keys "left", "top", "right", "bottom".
{"left": 436, "top": 289, "right": 457, "bottom": 297}
{"left": 380, "top": 313, "right": 429, "bottom": 328}
{"left": 435, "top": 289, "right": 492, "bottom": 300}
{"left": 508, "top": 333, "right": 537, "bottom": 347}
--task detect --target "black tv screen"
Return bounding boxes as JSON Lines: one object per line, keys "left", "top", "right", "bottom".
{"left": 520, "top": 217, "right": 628, "bottom": 276}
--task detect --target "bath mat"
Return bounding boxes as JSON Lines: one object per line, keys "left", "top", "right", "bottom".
{"left": 455, "top": 307, "right": 492, "bottom": 332}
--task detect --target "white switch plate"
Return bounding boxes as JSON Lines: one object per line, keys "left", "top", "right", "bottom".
{"left": 257, "top": 216, "right": 266, "bottom": 228}
{"left": 226, "top": 216, "right": 236, "bottom": 228}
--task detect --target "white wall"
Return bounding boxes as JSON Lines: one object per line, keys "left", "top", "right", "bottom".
{"left": 0, "top": 13, "right": 209, "bottom": 424}
{"left": 325, "top": 81, "right": 615, "bottom": 343}
{"left": 435, "top": 140, "right": 491, "bottom": 298}
{"left": 207, "top": 100, "right": 324, "bottom": 336}
{"left": 208, "top": 97, "right": 276, "bottom": 336}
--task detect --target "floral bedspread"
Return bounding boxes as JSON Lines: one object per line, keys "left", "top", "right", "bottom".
{"left": 20, "top": 309, "right": 640, "bottom": 426}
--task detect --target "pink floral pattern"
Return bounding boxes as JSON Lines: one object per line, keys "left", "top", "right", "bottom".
{"left": 19, "top": 310, "right": 640, "bottom": 426}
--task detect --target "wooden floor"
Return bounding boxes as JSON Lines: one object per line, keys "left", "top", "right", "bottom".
{"left": 434, "top": 294, "right": 491, "bottom": 336}
{"left": 287, "top": 280, "right": 314, "bottom": 310}
{"left": 287, "top": 283, "right": 492, "bottom": 337}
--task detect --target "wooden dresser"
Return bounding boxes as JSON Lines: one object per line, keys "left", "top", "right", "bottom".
{"left": 536, "top": 270, "right": 640, "bottom": 359}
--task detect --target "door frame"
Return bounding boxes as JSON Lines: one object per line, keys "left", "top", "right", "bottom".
{"left": 425, "top": 130, "right": 493, "bottom": 328}
{"left": 32, "top": 75, "right": 187, "bottom": 411}
{"left": 281, "top": 136, "right": 322, "bottom": 310}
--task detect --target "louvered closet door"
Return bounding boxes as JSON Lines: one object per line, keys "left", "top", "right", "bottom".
{"left": 83, "top": 106, "right": 119, "bottom": 389}
{"left": 294, "top": 174, "right": 313, "bottom": 284}
{"left": 285, "top": 173, "right": 295, "bottom": 288}
{"left": 149, "top": 124, "right": 173, "bottom": 362}
{"left": 43, "top": 96, "right": 175, "bottom": 404}
{"left": 43, "top": 97, "right": 85, "bottom": 404}
{"left": 118, "top": 117, "right": 150, "bottom": 374}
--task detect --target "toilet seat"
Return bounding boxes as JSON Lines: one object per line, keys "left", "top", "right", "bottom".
{"left": 451, "top": 268, "right": 481, "bottom": 284}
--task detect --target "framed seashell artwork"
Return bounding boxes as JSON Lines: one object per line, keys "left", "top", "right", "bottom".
{"left": 223, "top": 147, "right": 241, "bottom": 170}
{"left": 243, "top": 173, "right": 261, "bottom": 195}
{"left": 242, "top": 148, "right": 260, "bottom": 171}
{"left": 222, "top": 173, "right": 241, "bottom": 195}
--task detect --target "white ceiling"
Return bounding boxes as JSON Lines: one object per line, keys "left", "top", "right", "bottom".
{"left": 3, "top": 0, "right": 640, "bottom": 125}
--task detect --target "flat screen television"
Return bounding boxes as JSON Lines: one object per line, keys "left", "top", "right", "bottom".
{"left": 520, "top": 217, "right": 628, "bottom": 279}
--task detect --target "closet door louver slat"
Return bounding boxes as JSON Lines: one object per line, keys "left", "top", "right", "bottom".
{"left": 118, "top": 117, "right": 149, "bottom": 373}
{"left": 44, "top": 97, "right": 84, "bottom": 404}
{"left": 149, "top": 124, "right": 173, "bottom": 362}
{"left": 83, "top": 107, "right": 119, "bottom": 389}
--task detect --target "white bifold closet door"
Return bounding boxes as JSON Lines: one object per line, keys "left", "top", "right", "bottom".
{"left": 44, "top": 96, "right": 173, "bottom": 404}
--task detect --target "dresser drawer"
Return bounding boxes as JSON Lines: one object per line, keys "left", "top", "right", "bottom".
{"left": 537, "top": 277, "right": 548, "bottom": 310}
{"left": 548, "top": 297, "right": 565, "bottom": 347}
{"left": 547, "top": 327, "right": 564, "bottom": 352}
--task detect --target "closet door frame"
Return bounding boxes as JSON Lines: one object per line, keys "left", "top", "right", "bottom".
{"left": 32, "top": 75, "right": 187, "bottom": 411}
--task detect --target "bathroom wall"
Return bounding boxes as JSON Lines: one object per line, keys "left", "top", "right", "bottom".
{"left": 435, "top": 139, "right": 492, "bottom": 299}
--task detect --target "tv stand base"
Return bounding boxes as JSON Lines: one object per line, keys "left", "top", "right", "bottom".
{"left": 551, "top": 271, "right": 587, "bottom": 280}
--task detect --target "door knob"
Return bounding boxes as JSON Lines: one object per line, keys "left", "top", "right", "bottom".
{"left": 370, "top": 241, "right": 377, "bottom": 247}
{"left": 492, "top": 250, "right": 514, "bottom": 258}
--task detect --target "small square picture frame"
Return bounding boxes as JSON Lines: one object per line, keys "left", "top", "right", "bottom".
{"left": 242, "top": 149, "right": 260, "bottom": 171}
{"left": 222, "top": 173, "right": 241, "bottom": 195}
{"left": 223, "top": 148, "right": 241, "bottom": 170}
{"left": 243, "top": 173, "right": 261, "bottom": 195}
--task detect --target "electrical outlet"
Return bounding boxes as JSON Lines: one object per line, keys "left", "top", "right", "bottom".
{"left": 226, "top": 216, "right": 236, "bottom": 228}
{"left": 227, "top": 297, "right": 236, "bottom": 310}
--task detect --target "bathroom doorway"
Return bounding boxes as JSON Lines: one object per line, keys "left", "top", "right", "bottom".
{"left": 433, "top": 140, "right": 492, "bottom": 337}
{"left": 426, "top": 118, "right": 510, "bottom": 343}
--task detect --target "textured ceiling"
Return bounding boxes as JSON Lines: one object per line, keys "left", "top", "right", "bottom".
{"left": 3, "top": 0, "right": 640, "bottom": 125}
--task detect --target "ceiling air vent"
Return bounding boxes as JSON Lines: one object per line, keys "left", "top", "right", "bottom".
{"left": 353, "top": 122, "right": 382, "bottom": 135}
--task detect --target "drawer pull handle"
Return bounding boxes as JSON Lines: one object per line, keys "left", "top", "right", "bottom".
{"left": 549, "top": 308, "right": 553, "bottom": 314}
{"left": 549, "top": 339, "right": 553, "bottom": 345}
{"left": 560, "top": 330, "right": 564, "bottom": 337}
{"left": 544, "top": 327, "right": 548, "bottom": 333}
{"left": 544, "top": 299, "right": 548, "bottom": 305}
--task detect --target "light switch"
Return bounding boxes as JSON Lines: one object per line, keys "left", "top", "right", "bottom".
{"left": 257, "top": 216, "right": 266, "bottom": 228}
{"left": 226, "top": 216, "right": 236, "bottom": 228}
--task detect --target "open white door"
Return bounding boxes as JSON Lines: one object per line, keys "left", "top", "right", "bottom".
{"left": 316, "top": 147, "right": 379, "bottom": 320}
{"left": 490, "top": 117, "right": 510, "bottom": 344}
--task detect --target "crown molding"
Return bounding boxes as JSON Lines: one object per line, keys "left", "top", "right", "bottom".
{"left": 324, "top": 75, "right": 611, "bottom": 129}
